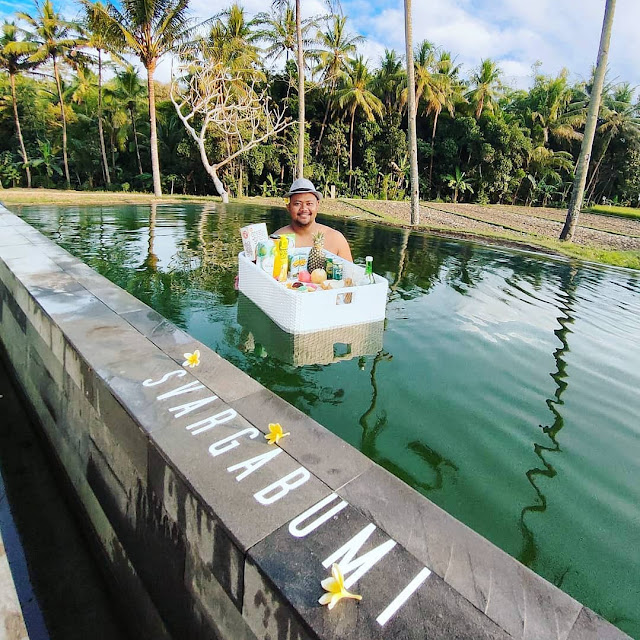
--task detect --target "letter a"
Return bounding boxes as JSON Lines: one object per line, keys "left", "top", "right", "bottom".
{"left": 227, "top": 449, "right": 282, "bottom": 482}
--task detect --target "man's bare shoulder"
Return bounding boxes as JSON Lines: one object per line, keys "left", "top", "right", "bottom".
{"left": 274, "top": 224, "right": 294, "bottom": 235}
{"left": 317, "top": 224, "right": 352, "bottom": 261}
{"left": 317, "top": 223, "right": 346, "bottom": 240}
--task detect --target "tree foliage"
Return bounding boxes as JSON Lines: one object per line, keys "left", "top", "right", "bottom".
{"left": 0, "top": 0, "right": 637, "bottom": 209}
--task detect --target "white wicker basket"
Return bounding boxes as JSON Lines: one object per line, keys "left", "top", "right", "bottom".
{"left": 238, "top": 249, "right": 388, "bottom": 334}
{"left": 237, "top": 293, "right": 384, "bottom": 365}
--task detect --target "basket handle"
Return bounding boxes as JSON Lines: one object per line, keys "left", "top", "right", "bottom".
{"left": 335, "top": 291, "right": 354, "bottom": 305}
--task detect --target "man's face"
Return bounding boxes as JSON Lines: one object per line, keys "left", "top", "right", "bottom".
{"left": 287, "top": 192, "right": 319, "bottom": 227}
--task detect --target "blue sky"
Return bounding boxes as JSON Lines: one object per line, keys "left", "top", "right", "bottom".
{"left": 3, "top": 0, "right": 639, "bottom": 94}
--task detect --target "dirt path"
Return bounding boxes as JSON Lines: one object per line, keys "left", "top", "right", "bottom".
{"left": 318, "top": 199, "right": 640, "bottom": 252}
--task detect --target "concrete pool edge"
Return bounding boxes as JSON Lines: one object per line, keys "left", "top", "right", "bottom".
{"left": 0, "top": 204, "right": 629, "bottom": 639}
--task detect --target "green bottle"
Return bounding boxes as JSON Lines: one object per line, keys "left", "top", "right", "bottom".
{"left": 358, "top": 256, "right": 375, "bottom": 286}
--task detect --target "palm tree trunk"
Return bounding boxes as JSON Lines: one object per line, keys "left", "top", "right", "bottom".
{"left": 315, "top": 79, "right": 336, "bottom": 156}
{"left": 295, "top": 0, "right": 305, "bottom": 179}
{"left": 585, "top": 130, "right": 614, "bottom": 196}
{"left": 97, "top": 49, "right": 110, "bottom": 185}
{"left": 315, "top": 97, "right": 332, "bottom": 156}
{"left": 348, "top": 108, "right": 355, "bottom": 189}
{"left": 110, "top": 129, "right": 116, "bottom": 175}
{"left": 560, "top": 0, "right": 616, "bottom": 241}
{"left": 10, "top": 72, "right": 31, "bottom": 188}
{"left": 130, "top": 106, "right": 143, "bottom": 175}
{"left": 428, "top": 110, "right": 440, "bottom": 193}
{"left": 147, "top": 59, "right": 162, "bottom": 197}
{"left": 53, "top": 57, "right": 71, "bottom": 188}
{"left": 404, "top": 0, "right": 420, "bottom": 225}
{"left": 512, "top": 178, "right": 523, "bottom": 205}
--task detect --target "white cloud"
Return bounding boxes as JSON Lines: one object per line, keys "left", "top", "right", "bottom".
{"left": 188, "top": 0, "right": 327, "bottom": 20}
{"left": 343, "top": 0, "right": 640, "bottom": 93}
{"left": 3, "top": 0, "right": 638, "bottom": 94}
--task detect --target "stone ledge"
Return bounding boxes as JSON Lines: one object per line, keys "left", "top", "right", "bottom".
{"left": 0, "top": 203, "right": 630, "bottom": 640}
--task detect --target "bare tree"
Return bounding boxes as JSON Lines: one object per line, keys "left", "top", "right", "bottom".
{"left": 560, "top": 0, "right": 616, "bottom": 242}
{"left": 171, "top": 57, "right": 293, "bottom": 202}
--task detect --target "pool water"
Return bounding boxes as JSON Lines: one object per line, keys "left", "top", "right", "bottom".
{"left": 12, "top": 201, "right": 640, "bottom": 637}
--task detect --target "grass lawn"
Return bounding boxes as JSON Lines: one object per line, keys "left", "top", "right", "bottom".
{"left": 586, "top": 204, "right": 640, "bottom": 221}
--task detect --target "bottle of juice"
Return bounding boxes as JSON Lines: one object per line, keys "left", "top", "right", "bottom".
{"left": 273, "top": 235, "right": 289, "bottom": 281}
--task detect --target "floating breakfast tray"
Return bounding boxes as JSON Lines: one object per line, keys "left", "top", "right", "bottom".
{"left": 237, "top": 248, "right": 388, "bottom": 334}
{"left": 237, "top": 293, "right": 384, "bottom": 365}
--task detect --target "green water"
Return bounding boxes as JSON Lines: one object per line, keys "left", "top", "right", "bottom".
{"left": 12, "top": 202, "right": 640, "bottom": 637}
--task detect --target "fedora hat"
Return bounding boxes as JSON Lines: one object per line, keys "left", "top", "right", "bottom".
{"left": 284, "top": 178, "right": 322, "bottom": 200}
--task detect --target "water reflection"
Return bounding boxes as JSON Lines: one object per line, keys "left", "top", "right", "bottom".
{"left": 236, "top": 294, "right": 384, "bottom": 366}
{"left": 359, "top": 349, "right": 459, "bottom": 492}
{"left": 517, "top": 264, "right": 577, "bottom": 574}
{"left": 445, "top": 243, "right": 484, "bottom": 295}
{"left": 12, "top": 202, "right": 640, "bottom": 637}
{"left": 141, "top": 202, "right": 158, "bottom": 270}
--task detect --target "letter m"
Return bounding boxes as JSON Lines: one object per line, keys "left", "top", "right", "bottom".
{"left": 322, "top": 523, "right": 396, "bottom": 589}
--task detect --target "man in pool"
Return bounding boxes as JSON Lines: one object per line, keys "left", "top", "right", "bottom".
{"left": 274, "top": 178, "right": 353, "bottom": 262}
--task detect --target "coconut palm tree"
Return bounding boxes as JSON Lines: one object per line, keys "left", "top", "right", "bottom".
{"left": 256, "top": 3, "right": 316, "bottom": 68}
{"left": 208, "top": 4, "right": 261, "bottom": 73}
{"left": 101, "top": 87, "right": 130, "bottom": 176}
{"left": 270, "top": 0, "right": 306, "bottom": 178}
{"left": 374, "top": 48, "right": 404, "bottom": 114}
{"left": 425, "top": 50, "right": 462, "bottom": 190}
{"left": 443, "top": 167, "right": 473, "bottom": 203}
{"left": 80, "top": 0, "right": 123, "bottom": 186}
{"left": 466, "top": 58, "right": 502, "bottom": 120}
{"left": 293, "top": 0, "right": 304, "bottom": 178}
{"left": 0, "top": 21, "right": 33, "bottom": 187}
{"left": 585, "top": 83, "right": 640, "bottom": 201}
{"left": 529, "top": 70, "right": 583, "bottom": 147}
{"left": 89, "top": 0, "right": 193, "bottom": 196}
{"left": 335, "top": 55, "right": 384, "bottom": 189}
{"left": 409, "top": 40, "right": 437, "bottom": 116}
{"left": 313, "top": 14, "right": 363, "bottom": 155}
{"left": 561, "top": 0, "right": 616, "bottom": 241}
{"left": 18, "top": 0, "right": 86, "bottom": 188}
{"left": 403, "top": 0, "right": 419, "bottom": 225}
{"left": 256, "top": 4, "right": 296, "bottom": 65}
{"left": 105, "top": 65, "right": 147, "bottom": 175}
{"left": 525, "top": 146, "right": 574, "bottom": 206}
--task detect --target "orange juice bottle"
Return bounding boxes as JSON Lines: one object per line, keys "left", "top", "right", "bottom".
{"left": 273, "top": 235, "right": 289, "bottom": 281}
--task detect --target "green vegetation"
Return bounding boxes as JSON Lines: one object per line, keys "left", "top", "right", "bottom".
{"left": 0, "top": 1, "right": 639, "bottom": 216}
{"left": 587, "top": 204, "right": 640, "bottom": 220}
